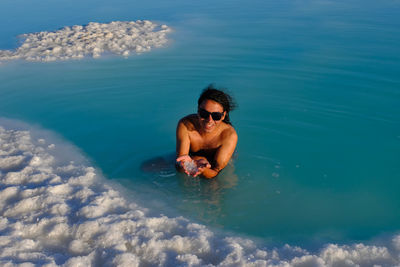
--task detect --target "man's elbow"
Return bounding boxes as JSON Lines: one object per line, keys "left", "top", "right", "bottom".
{"left": 201, "top": 168, "right": 219, "bottom": 179}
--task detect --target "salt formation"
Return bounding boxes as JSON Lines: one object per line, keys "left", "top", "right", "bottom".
{"left": 1, "top": 120, "right": 400, "bottom": 266}
{"left": 0, "top": 20, "right": 171, "bottom": 62}
{"left": 184, "top": 160, "right": 198, "bottom": 176}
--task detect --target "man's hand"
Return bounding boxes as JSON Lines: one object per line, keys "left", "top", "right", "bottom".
{"left": 192, "top": 158, "right": 211, "bottom": 177}
{"left": 176, "top": 155, "right": 192, "bottom": 165}
{"left": 176, "top": 155, "right": 197, "bottom": 176}
{"left": 176, "top": 155, "right": 211, "bottom": 177}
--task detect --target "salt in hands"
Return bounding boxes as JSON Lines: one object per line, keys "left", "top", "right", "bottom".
{"left": 192, "top": 158, "right": 211, "bottom": 177}
{"left": 176, "top": 155, "right": 211, "bottom": 177}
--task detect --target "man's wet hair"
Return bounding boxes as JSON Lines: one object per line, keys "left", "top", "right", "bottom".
{"left": 198, "top": 84, "right": 237, "bottom": 125}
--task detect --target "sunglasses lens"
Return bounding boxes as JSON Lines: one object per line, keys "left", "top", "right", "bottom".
{"left": 211, "top": 113, "right": 222, "bottom": 121}
{"left": 199, "top": 109, "right": 209, "bottom": 119}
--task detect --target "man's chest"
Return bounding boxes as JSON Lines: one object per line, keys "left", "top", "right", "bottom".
{"left": 188, "top": 131, "right": 221, "bottom": 151}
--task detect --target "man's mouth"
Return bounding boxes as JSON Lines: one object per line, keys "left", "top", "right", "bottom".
{"left": 204, "top": 122, "right": 214, "bottom": 130}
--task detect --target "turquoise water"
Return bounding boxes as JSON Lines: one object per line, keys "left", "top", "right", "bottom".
{"left": 1, "top": 0, "right": 400, "bottom": 247}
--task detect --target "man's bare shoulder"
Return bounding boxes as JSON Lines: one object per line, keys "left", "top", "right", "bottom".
{"left": 221, "top": 123, "right": 238, "bottom": 142}
{"left": 178, "top": 114, "right": 198, "bottom": 131}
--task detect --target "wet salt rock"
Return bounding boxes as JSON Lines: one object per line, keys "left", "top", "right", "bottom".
{"left": 38, "top": 139, "right": 45, "bottom": 144}
{"left": 184, "top": 161, "right": 198, "bottom": 176}
{"left": 0, "top": 20, "right": 172, "bottom": 62}
{"left": 122, "top": 50, "right": 130, "bottom": 57}
{"left": 0, "top": 155, "right": 26, "bottom": 170}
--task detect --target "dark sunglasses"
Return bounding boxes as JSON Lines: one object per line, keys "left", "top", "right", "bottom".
{"left": 198, "top": 108, "right": 224, "bottom": 121}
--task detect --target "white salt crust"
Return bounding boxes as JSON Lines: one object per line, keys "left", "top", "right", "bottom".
{"left": 1, "top": 121, "right": 400, "bottom": 266}
{"left": 0, "top": 20, "right": 171, "bottom": 62}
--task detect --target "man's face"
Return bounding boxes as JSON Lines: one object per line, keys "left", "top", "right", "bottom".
{"left": 198, "top": 99, "right": 226, "bottom": 133}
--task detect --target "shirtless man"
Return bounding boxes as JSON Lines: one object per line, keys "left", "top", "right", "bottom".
{"left": 176, "top": 85, "right": 238, "bottom": 178}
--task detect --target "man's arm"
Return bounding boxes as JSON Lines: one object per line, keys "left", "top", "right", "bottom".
{"left": 176, "top": 119, "right": 190, "bottom": 157}
{"left": 176, "top": 119, "right": 192, "bottom": 173}
{"left": 201, "top": 128, "right": 238, "bottom": 179}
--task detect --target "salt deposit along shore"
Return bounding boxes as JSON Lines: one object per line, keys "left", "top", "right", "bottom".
{"left": 0, "top": 20, "right": 171, "bottom": 62}
{"left": 1, "top": 118, "right": 400, "bottom": 266}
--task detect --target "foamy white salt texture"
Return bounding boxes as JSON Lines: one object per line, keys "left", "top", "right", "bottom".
{"left": 0, "top": 20, "right": 171, "bottom": 62}
{"left": 1, "top": 122, "right": 400, "bottom": 266}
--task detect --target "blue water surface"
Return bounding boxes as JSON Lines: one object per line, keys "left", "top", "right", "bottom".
{"left": 1, "top": 0, "right": 400, "bottom": 247}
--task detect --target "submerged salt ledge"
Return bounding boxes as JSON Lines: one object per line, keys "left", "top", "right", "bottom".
{"left": 0, "top": 20, "right": 171, "bottom": 62}
{"left": 1, "top": 123, "right": 400, "bottom": 266}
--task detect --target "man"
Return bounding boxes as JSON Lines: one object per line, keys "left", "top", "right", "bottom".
{"left": 176, "top": 85, "right": 238, "bottom": 178}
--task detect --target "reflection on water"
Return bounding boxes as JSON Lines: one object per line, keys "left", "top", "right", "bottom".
{"left": 140, "top": 153, "right": 238, "bottom": 225}
{"left": 177, "top": 164, "right": 238, "bottom": 225}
